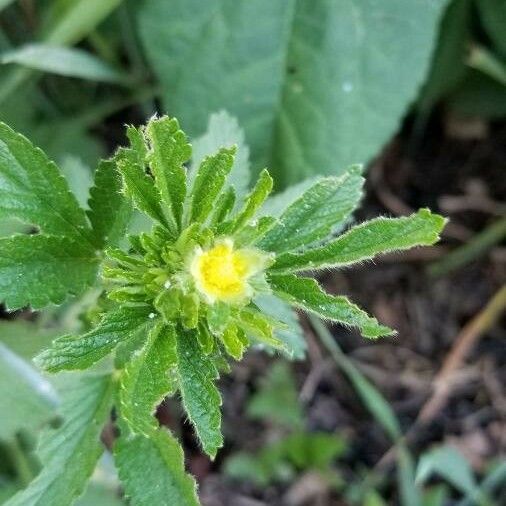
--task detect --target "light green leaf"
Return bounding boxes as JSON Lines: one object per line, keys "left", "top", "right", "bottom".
{"left": 220, "top": 323, "right": 247, "bottom": 360}
{"left": 119, "top": 323, "right": 178, "bottom": 434}
{"left": 273, "top": 209, "right": 446, "bottom": 272}
{"left": 254, "top": 294, "right": 306, "bottom": 359}
{"left": 87, "top": 159, "right": 132, "bottom": 248}
{"left": 234, "top": 307, "right": 285, "bottom": 350}
{"left": 175, "top": 328, "right": 223, "bottom": 459}
{"left": 416, "top": 446, "right": 478, "bottom": 496}
{"left": 5, "top": 374, "right": 113, "bottom": 506}
{"left": 0, "top": 234, "right": 99, "bottom": 310}
{"left": 1, "top": 44, "right": 127, "bottom": 84}
{"left": 0, "top": 122, "right": 93, "bottom": 246}
{"left": 269, "top": 274, "right": 393, "bottom": 339}
{"left": 138, "top": 0, "right": 447, "bottom": 186}
{"left": 247, "top": 361, "right": 303, "bottom": 430}
{"left": 260, "top": 166, "right": 364, "bottom": 253}
{"left": 191, "top": 110, "right": 251, "bottom": 200}
{"left": 116, "top": 147, "right": 169, "bottom": 229}
{"left": 189, "top": 147, "right": 235, "bottom": 224}
{"left": 208, "top": 186, "right": 236, "bottom": 227}
{"left": 224, "top": 169, "right": 273, "bottom": 234}
{"left": 115, "top": 425, "right": 198, "bottom": 506}
{"left": 146, "top": 117, "right": 191, "bottom": 230}
{"left": 0, "top": 320, "right": 59, "bottom": 359}
{"left": 0, "top": 343, "right": 58, "bottom": 441}
{"left": 35, "top": 306, "right": 153, "bottom": 373}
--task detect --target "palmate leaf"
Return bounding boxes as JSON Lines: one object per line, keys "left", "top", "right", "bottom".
{"left": 259, "top": 166, "right": 364, "bottom": 253}
{"left": 189, "top": 147, "right": 235, "bottom": 225}
{"left": 175, "top": 327, "right": 223, "bottom": 459}
{"left": 272, "top": 209, "right": 446, "bottom": 272}
{"left": 35, "top": 306, "right": 153, "bottom": 372}
{"left": 119, "top": 323, "right": 178, "bottom": 434}
{"left": 0, "top": 122, "right": 94, "bottom": 247}
{"left": 269, "top": 274, "right": 393, "bottom": 338}
{"left": 87, "top": 159, "right": 133, "bottom": 248}
{"left": 5, "top": 374, "right": 113, "bottom": 506}
{"left": 115, "top": 423, "right": 198, "bottom": 506}
{"left": 0, "top": 234, "right": 99, "bottom": 310}
{"left": 146, "top": 117, "right": 191, "bottom": 230}
{"left": 191, "top": 111, "right": 251, "bottom": 200}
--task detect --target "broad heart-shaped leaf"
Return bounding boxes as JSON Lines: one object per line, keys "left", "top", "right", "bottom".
{"left": 259, "top": 166, "right": 364, "bottom": 254}
{"left": 146, "top": 117, "right": 191, "bottom": 230}
{"left": 0, "top": 234, "right": 99, "bottom": 310}
{"left": 119, "top": 323, "right": 178, "bottom": 434}
{"left": 269, "top": 274, "right": 393, "bottom": 339}
{"left": 115, "top": 422, "right": 198, "bottom": 506}
{"left": 189, "top": 147, "right": 235, "bottom": 225}
{"left": 137, "top": 0, "right": 447, "bottom": 186}
{"left": 0, "top": 122, "right": 94, "bottom": 246}
{"left": 5, "top": 374, "right": 113, "bottom": 506}
{"left": 35, "top": 306, "right": 154, "bottom": 373}
{"left": 0, "top": 343, "right": 58, "bottom": 441}
{"left": 191, "top": 111, "right": 251, "bottom": 200}
{"left": 87, "top": 159, "right": 133, "bottom": 248}
{"left": 272, "top": 209, "right": 446, "bottom": 272}
{"left": 175, "top": 327, "right": 223, "bottom": 459}
{"left": 116, "top": 147, "right": 170, "bottom": 230}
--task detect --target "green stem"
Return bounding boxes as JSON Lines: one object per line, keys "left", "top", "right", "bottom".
{"left": 429, "top": 217, "right": 506, "bottom": 277}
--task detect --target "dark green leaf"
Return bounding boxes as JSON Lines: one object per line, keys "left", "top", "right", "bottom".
{"left": 35, "top": 306, "right": 153, "bottom": 373}
{"left": 273, "top": 209, "right": 446, "bottom": 272}
{"left": 269, "top": 274, "right": 393, "bottom": 338}
{"left": 0, "top": 234, "right": 99, "bottom": 310}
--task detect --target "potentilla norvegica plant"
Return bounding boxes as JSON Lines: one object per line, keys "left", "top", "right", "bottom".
{"left": 0, "top": 115, "right": 445, "bottom": 506}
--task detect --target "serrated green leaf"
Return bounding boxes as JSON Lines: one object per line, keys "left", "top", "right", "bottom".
{"left": 234, "top": 307, "right": 285, "bottom": 350}
{"left": 0, "top": 122, "right": 93, "bottom": 246}
{"left": 115, "top": 424, "right": 198, "bottom": 506}
{"left": 116, "top": 147, "right": 169, "bottom": 229}
{"left": 87, "top": 159, "right": 132, "bottom": 248}
{"left": 0, "top": 343, "right": 58, "bottom": 441}
{"left": 260, "top": 166, "right": 364, "bottom": 253}
{"left": 189, "top": 147, "right": 235, "bottom": 224}
{"left": 0, "top": 234, "right": 99, "bottom": 310}
{"left": 191, "top": 110, "right": 251, "bottom": 200}
{"left": 146, "top": 117, "right": 191, "bottom": 230}
{"left": 254, "top": 294, "right": 306, "bottom": 359}
{"left": 35, "top": 306, "right": 153, "bottom": 373}
{"left": 273, "top": 209, "right": 446, "bottom": 272}
{"left": 175, "top": 327, "right": 223, "bottom": 459}
{"left": 208, "top": 186, "right": 236, "bottom": 227}
{"left": 220, "top": 323, "right": 246, "bottom": 360}
{"left": 5, "top": 374, "right": 113, "bottom": 506}
{"left": 224, "top": 169, "right": 273, "bottom": 234}
{"left": 269, "top": 274, "right": 393, "bottom": 339}
{"left": 119, "top": 323, "right": 178, "bottom": 434}
{"left": 236, "top": 216, "right": 277, "bottom": 247}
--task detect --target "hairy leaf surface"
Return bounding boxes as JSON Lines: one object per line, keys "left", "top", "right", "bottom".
{"left": 119, "top": 323, "right": 178, "bottom": 433}
{"left": 260, "top": 166, "right": 364, "bottom": 253}
{"left": 146, "top": 117, "right": 191, "bottom": 230}
{"left": 0, "top": 234, "right": 99, "bottom": 310}
{"left": 115, "top": 425, "right": 198, "bottom": 506}
{"left": 175, "top": 328, "right": 223, "bottom": 459}
{"left": 87, "top": 159, "right": 132, "bottom": 248}
{"left": 269, "top": 274, "right": 393, "bottom": 338}
{"left": 0, "top": 122, "right": 93, "bottom": 245}
{"left": 273, "top": 209, "right": 446, "bottom": 271}
{"left": 35, "top": 306, "right": 153, "bottom": 372}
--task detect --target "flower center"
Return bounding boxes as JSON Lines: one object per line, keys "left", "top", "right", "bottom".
{"left": 190, "top": 239, "right": 270, "bottom": 303}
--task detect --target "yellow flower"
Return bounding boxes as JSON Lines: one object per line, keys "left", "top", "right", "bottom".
{"left": 190, "top": 239, "right": 271, "bottom": 304}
